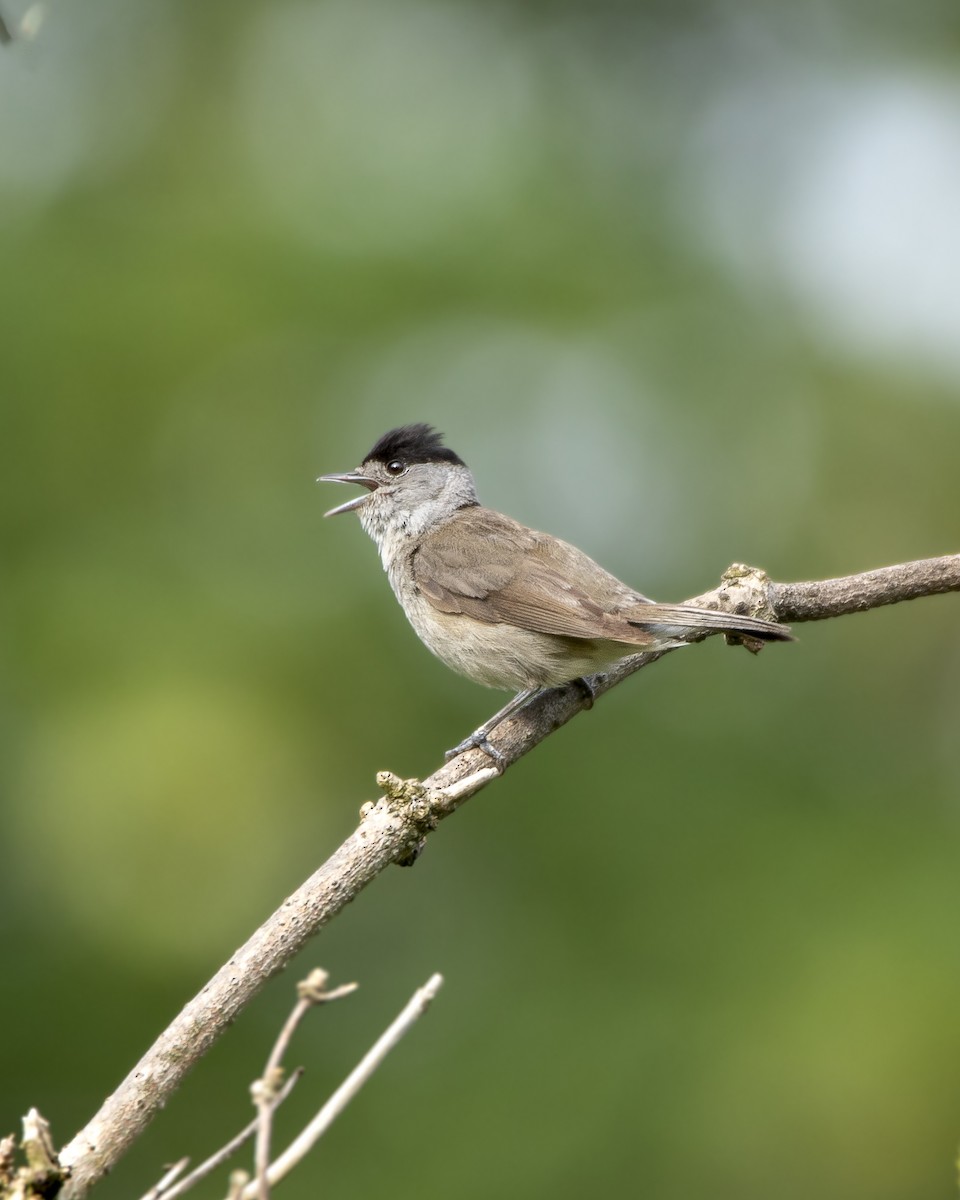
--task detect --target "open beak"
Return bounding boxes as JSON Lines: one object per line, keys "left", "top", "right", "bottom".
{"left": 317, "top": 471, "right": 379, "bottom": 517}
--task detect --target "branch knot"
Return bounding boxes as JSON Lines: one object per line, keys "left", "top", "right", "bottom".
{"left": 375, "top": 772, "right": 444, "bottom": 827}
{"left": 718, "top": 563, "right": 774, "bottom": 617}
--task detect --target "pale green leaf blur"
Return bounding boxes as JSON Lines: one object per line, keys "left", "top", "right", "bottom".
{"left": 1, "top": 1, "right": 959, "bottom": 1198}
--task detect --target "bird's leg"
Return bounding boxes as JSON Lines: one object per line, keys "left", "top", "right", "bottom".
{"left": 446, "top": 678, "right": 598, "bottom": 766}
{"left": 445, "top": 688, "right": 539, "bottom": 766}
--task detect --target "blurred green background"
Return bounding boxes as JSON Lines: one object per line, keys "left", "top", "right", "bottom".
{"left": 2, "top": 1, "right": 959, "bottom": 1197}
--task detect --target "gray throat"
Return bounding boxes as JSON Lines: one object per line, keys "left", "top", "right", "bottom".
{"left": 358, "top": 462, "right": 478, "bottom": 573}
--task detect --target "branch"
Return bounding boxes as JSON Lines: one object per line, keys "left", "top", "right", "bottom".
{"left": 240, "top": 973, "right": 443, "bottom": 1199}
{"left": 767, "top": 556, "right": 960, "bottom": 620}
{"left": 139, "top": 1158, "right": 190, "bottom": 1200}
{"left": 56, "top": 554, "right": 958, "bottom": 1198}
{"left": 145, "top": 1071, "right": 303, "bottom": 1200}
{"left": 251, "top": 970, "right": 356, "bottom": 1200}
{"left": 146, "top": 969, "right": 414, "bottom": 1200}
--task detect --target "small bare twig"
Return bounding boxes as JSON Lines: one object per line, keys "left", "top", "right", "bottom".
{"left": 150, "top": 1072, "right": 302, "bottom": 1200}
{"left": 139, "top": 1158, "right": 189, "bottom": 1200}
{"left": 251, "top": 970, "right": 357, "bottom": 1200}
{"left": 55, "top": 554, "right": 959, "bottom": 1199}
{"left": 149, "top": 972, "right": 435, "bottom": 1200}
{"left": 241, "top": 973, "right": 444, "bottom": 1199}
{"left": 1, "top": 1109, "right": 64, "bottom": 1200}
{"left": 225, "top": 1171, "right": 249, "bottom": 1200}
{"left": 0, "top": 1136, "right": 16, "bottom": 1189}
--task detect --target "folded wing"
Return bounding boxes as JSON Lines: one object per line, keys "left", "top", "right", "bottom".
{"left": 413, "top": 509, "right": 791, "bottom": 645}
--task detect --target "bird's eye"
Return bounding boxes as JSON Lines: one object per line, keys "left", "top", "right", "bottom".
{"left": 386, "top": 460, "right": 406, "bottom": 476}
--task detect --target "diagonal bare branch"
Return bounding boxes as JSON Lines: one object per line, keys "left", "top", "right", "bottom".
{"left": 146, "top": 1070, "right": 303, "bottom": 1200}
{"left": 56, "top": 553, "right": 959, "bottom": 1198}
{"left": 251, "top": 969, "right": 357, "bottom": 1200}
{"left": 241, "top": 974, "right": 443, "bottom": 1199}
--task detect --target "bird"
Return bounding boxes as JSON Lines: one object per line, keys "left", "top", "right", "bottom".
{"left": 320, "top": 424, "right": 791, "bottom": 763}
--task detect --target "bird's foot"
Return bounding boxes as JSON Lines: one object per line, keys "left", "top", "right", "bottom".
{"left": 444, "top": 688, "right": 538, "bottom": 771}
{"left": 444, "top": 731, "right": 505, "bottom": 771}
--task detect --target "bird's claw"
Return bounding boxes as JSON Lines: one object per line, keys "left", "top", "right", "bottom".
{"left": 444, "top": 733, "right": 505, "bottom": 771}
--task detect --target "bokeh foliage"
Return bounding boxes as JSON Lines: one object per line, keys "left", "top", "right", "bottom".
{"left": 1, "top": 1, "right": 959, "bottom": 1198}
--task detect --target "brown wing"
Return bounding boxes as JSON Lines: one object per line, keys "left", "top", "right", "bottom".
{"left": 412, "top": 508, "right": 659, "bottom": 642}
{"left": 412, "top": 508, "right": 792, "bottom": 644}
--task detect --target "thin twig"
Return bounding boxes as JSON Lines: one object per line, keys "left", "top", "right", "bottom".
{"left": 225, "top": 1171, "right": 249, "bottom": 1200}
{"left": 154, "top": 1072, "right": 302, "bottom": 1200}
{"left": 139, "top": 1158, "right": 189, "bottom": 1200}
{"left": 241, "top": 974, "right": 444, "bottom": 1199}
{"left": 56, "top": 554, "right": 959, "bottom": 1198}
{"left": 252, "top": 970, "right": 357, "bottom": 1200}
{"left": 252, "top": 1012, "right": 306, "bottom": 1200}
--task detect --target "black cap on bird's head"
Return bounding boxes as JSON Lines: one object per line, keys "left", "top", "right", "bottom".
{"left": 318, "top": 424, "right": 468, "bottom": 517}
{"left": 363, "top": 424, "right": 465, "bottom": 468}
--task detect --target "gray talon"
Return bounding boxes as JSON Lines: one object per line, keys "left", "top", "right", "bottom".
{"left": 445, "top": 733, "right": 506, "bottom": 770}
